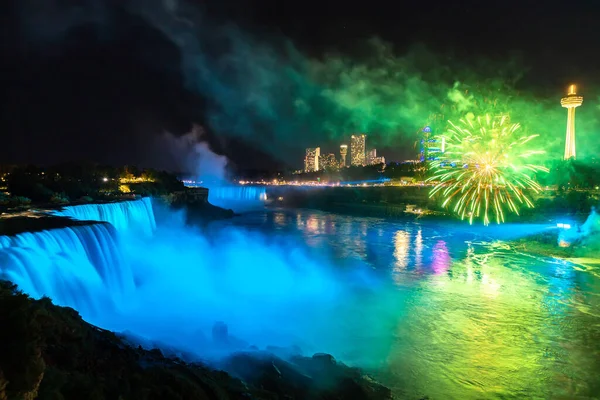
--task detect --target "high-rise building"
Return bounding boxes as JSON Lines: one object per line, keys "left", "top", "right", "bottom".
{"left": 321, "top": 153, "right": 338, "bottom": 170}
{"left": 419, "top": 125, "right": 445, "bottom": 162}
{"left": 367, "top": 149, "right": 377, "bottom": 165}
{"left": 350, "top": 134, "right": 366, "bottom": 166}
{"left": 304, "top": 147, "right": 320, "bottom": 172}
{"left": 339, "top": 144, "right": 348, "bottom": 167}
{"left": 561, "top": 84, "right": 583, "bottom": 160}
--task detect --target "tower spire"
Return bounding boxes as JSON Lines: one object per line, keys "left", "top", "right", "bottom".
{"left": 560, "top": 84, "right": 583, "bottom": 160}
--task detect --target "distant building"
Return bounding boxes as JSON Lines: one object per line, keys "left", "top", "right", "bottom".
{"left": 350, "top": 134, "right": 366, "bottom": 166}
{"left": 561, "top": 84, "right": 583, "bottom": 160}
{"left": 419, "top": 125, "right": 445, "bottom": 162}
{"left": 304, "top": 147, "right": 321, "bottom": 172}
{"left": 367, "top": 149, "right": 377, "bottom": 165}
{"left": 339, "top": 144, "right": 348, "bottom": 167}
{"left": 321, "top": 153, "right": 338, "bottom": 170}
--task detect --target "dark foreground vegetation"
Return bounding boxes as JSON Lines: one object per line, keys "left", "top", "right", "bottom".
{"left": 0, "top": 281, "right": 392, "bottom": 400}
{"left": 1, "top": 164, "right": 184, "bottom": 207}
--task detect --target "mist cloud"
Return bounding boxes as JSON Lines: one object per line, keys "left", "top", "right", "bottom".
{"left": 163, "top": 124, "right": 229, "bottom": 184}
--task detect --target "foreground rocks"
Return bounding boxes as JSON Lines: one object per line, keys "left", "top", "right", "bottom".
{"left": 162, "top": 190, "right": 235, "bottom": 226}
{"left": 222, "top": 352, "right": 391, "bottom": 400}
{"left": 0, "top": 281, "right": 392, "bottom": 400}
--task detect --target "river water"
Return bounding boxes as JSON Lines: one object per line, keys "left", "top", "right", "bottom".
{"left": 219, "top": 207, "right": 600, "bottom": 399}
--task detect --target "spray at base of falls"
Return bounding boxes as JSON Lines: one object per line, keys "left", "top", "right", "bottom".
{"left": 0, "top": 198, "right": 372, "bottom": 362}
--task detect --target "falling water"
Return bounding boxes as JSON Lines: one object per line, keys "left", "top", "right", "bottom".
{"left": 209, "top": 186, "right": 267, "bottom": 201}
{"left": 0, "top": 199, "right": 155, "bottom": 314}
{"left": 2, "top": 198, "right": 599, "bottom": 397}
{"left": 0, "top": 222, "right": 133, "bottom": 315}
{"left": 208, "top": 185, "right": 267, "bottom": 211}
{"left": 52, "top": 197, "right": 156, "bottom": 235}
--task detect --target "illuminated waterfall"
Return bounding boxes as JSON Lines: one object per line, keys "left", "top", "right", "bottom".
{"left": 208, "top": 186, "right": 267, "bottom": 211}
{"left": 0, "top": 223, "right": 133, "bottom": 315}
{"left": 209, "top": 186, "right": 267, "bottom": 202}
{"left": 0, "top": 199, "right": 155, "bottom": 314}
{"left": 52, "top": 197, "right": 156, "bottom": 235}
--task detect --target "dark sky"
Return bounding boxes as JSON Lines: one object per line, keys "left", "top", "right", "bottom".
{"left": 1, "top": 0, "right": 599, "bottom": 171}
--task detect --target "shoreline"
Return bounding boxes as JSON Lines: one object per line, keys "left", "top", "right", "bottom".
{"left": 0, "top": 198, "right": 394, "bottom": 399}
{"left": 0, "top": 281, "right": 393, "bottom": 400}
{"left": 2, "top": 198, "right": 596, "bottom": 399}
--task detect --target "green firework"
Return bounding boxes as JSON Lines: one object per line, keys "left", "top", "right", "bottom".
{"left": 427, "top": 114, "right": 549, "bottom": 225}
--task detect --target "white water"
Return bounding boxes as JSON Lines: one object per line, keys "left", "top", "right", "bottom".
{"left": 52, "top": 197, "right": 156, "bottom": 236}
{"left": 208, "top": 186, "right": 267, "bottom": 211}
{"left": 0, "top": 198, "right": 156, "bottom": 314}
{"left": 0, "top": 222, "right": 133, "bottom": 314}
{"left": 1, "top": 199, "right": 598, "bottom": 398}
{"left": 0, "top": 198, "right": 343, "bottom": 358}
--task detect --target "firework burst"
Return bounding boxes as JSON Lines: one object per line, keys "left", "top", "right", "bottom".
{"left": 427, "top": 114, "right": 548, "bottom": 225}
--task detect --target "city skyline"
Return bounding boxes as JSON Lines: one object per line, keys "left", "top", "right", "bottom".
{"left": 302, "top": 133, "right": 390, "bottom": 171}
{"left": 3, "top": 0, "right": 600, "bottom": 171}
{"left": 300, "top": 96, "right": 595, "bottom": 172}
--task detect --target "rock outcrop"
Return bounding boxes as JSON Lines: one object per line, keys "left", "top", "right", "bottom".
{"left": 0, "top": 281, "right": 392, "bottom": 400}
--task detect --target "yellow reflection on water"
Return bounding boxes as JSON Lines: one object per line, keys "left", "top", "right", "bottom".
{"left": 414, "top": 229, "right": 423, "bottom": 268}
{"left": 387, "top": 248, "right": 598, "bottom": 399}
{"left": 393, "top": 230, "right": 410, "bottom": 273}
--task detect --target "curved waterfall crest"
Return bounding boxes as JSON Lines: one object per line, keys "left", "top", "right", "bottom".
{"left": 208, "top": 186, "right": 267, "bottom": 202}
{"left": 0, "top": 198, "right": 156, "bottom": 314}
{"left": 52, "top": 197, "right": 156, "bottom": 235}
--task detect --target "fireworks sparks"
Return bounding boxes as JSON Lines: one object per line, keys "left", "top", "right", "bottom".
{"left": 427, "top": 114, "right": 548, "bottom": 225}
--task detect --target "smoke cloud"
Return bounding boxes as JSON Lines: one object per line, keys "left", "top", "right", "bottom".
{"left": 162, "top": 124, "right": 229, "bottom": 184}
{"left": 128, "top": 0, "right": 600, "bottom": 160}
{"left": 8, "top": 0, "right": 600, "bottom": 164}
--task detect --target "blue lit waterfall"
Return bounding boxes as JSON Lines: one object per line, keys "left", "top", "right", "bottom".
{"left": 208, "top": 186, "right": 267, "bottom": 211}
{"left": 0, "top": 198, "right": 154, "bottom": 315}
{"left": 0, "top": 222, "right": 132, "bottom": 314}
{"left": 52, "top": 197, "right": 156, "bottom": 236}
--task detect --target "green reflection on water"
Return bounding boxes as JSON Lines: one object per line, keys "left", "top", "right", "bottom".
{"left": 387, "top": 244, "right": 600, "bottom": 399}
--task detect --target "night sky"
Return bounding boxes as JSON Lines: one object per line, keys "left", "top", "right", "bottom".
{"left": 1, "top": 0, "right": 598, "bottom": 172}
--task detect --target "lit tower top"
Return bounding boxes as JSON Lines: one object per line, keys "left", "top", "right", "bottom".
{"left": 560, "top": 84, "right": 583, "bottom": 160}
{"left": 340, "top": 144, "right": 348, "bottom": 167}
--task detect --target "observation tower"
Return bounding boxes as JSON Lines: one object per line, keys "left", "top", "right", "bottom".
{"left": 340, "top": 144, "right": 348, "bottom": 167}
{"left": 561, "top": 84, "right": 583, "bottom": 160}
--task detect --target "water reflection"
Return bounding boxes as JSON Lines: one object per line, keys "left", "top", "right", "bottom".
{"left": 274, "top": 212, "right": 285, "bottom": 226}
{"left": 414, "top": 229, "right": 423, "bottom": 268}
{"left": 431, "top": 240, "right": 449, "bottom": 275}
{"left": 393, "top": 230, "right": 410, "bottom": 273}
{"left": 229, "top": 209, "right": 600, "bottom": 399}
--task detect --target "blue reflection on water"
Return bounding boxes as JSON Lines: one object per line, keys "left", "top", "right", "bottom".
{"left": 220, "top": 208, "right": 600, "bottom": 399}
